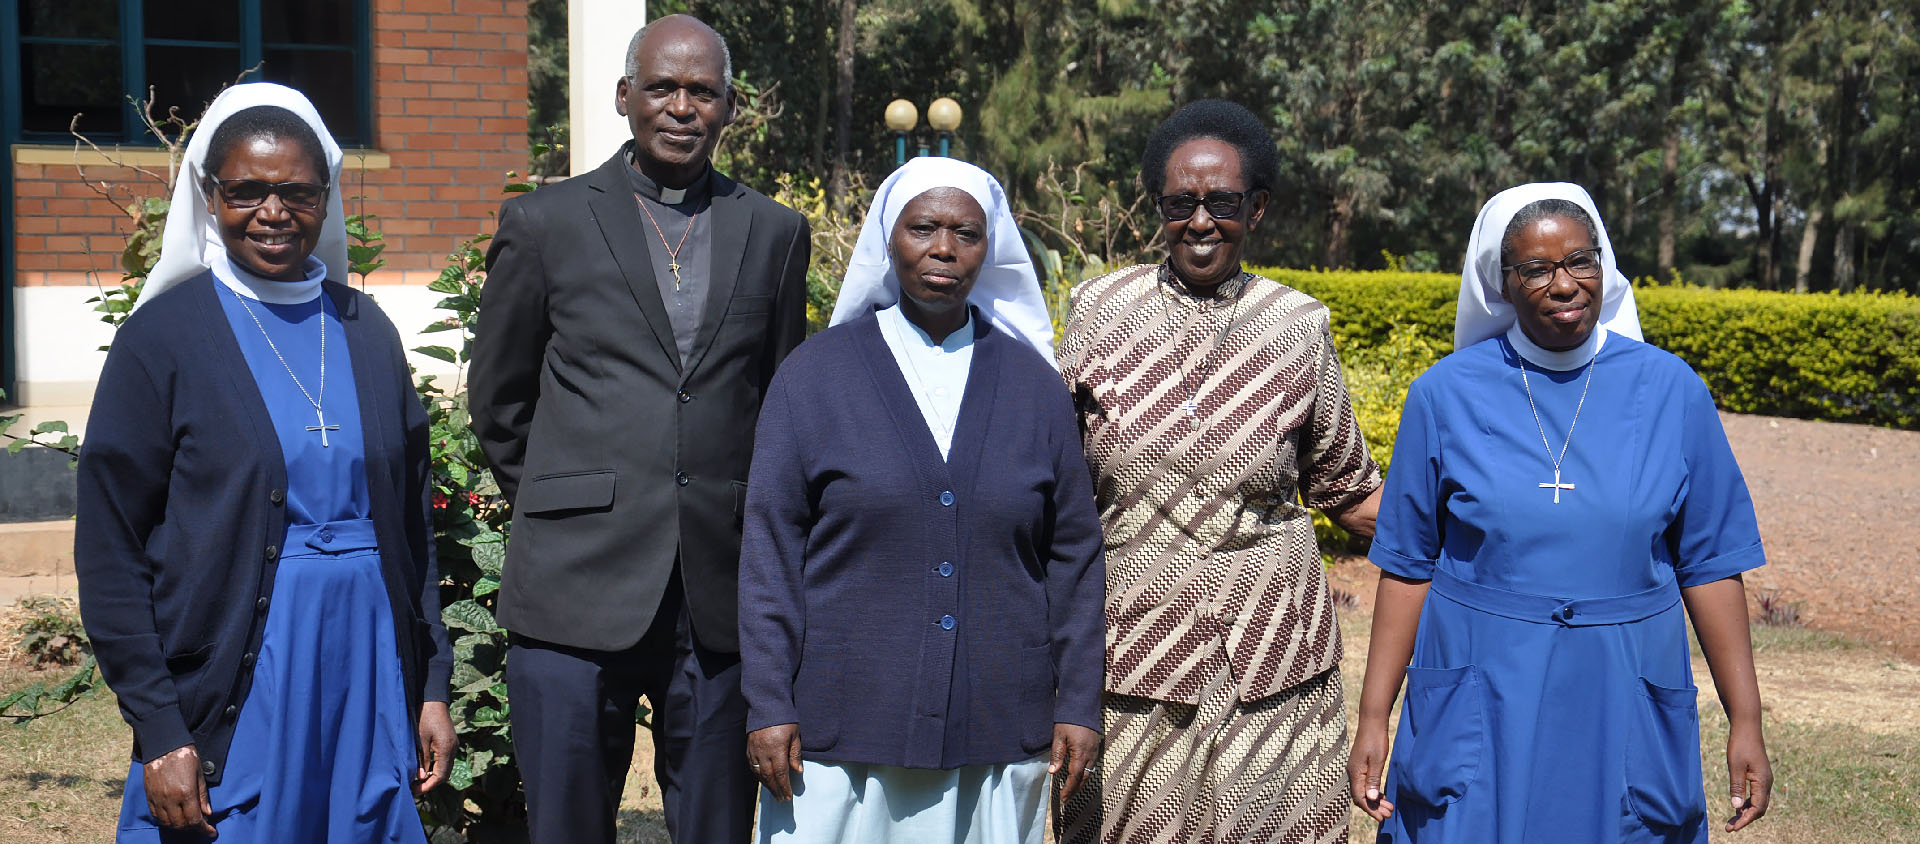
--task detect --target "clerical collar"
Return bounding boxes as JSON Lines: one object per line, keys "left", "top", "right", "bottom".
{"left": 885, "top": 304, "right": 976, "bottom": 353}
{"left": 626, "top": 151, "right": 712, "bottom": 206}
{"left": 212, "top": 254, "right": 327, "bottom": 304}
{"left": 1505, "top": 322, "right": 1608, "bottom": 371}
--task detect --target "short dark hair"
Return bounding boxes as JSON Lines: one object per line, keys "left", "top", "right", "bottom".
{"left": 204, "top": 105, "right": 330, "bottom": 185}
{"left": 1141, "top": 99, "right": 1280, "bottom": 197}
{"left": 1501, "top": 198, "right": 1600, "bottom": 263}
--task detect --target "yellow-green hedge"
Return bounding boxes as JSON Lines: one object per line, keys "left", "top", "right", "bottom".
{"left": 1254, "top": 268, "right": 1920, "bottom": 430}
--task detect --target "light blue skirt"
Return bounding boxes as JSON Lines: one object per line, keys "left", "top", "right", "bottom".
{"left": 117, "top": 521, "right": 427, "bottom": 844}
{"left": 758, "top": 755, "right": 1050, "bottom": 844}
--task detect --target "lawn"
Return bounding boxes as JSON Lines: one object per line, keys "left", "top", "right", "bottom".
{"left": 3, "top": 611, "right": 1914, "bottom": 843}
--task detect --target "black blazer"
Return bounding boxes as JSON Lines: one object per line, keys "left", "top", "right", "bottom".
{"left": 75, "top": 274, "right": 451, "bottom": 783}
{"left": 470, "top": 148, "right": 811, "bottom": 653}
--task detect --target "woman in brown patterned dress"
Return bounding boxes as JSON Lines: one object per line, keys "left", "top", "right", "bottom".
{"left": 1055, "top": 100, "right": 1382, "bottom": 844}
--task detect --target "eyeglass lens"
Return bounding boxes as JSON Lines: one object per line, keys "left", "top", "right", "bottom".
{"left": 1513, "top": 249, "right": 1602, "bottom": 288}
{"left": 1159, "top": 191, "right": 1245, "bottom": 221}
{"left": 213, "top": 179, "right": 327, "bottom": 211}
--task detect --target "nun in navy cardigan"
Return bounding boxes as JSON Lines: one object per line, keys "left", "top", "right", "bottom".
{"left": 740, "top": 158, "right": 1104, "bottom": 840}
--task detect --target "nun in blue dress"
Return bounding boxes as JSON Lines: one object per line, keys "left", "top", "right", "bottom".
{"left": 1349, "top": 183, "right": 1773, "bottom": 843}
{"left": 75, "top": 83, "right": 454, "bottom": 842}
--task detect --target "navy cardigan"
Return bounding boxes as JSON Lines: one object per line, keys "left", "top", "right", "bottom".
{"left": 75, "top": 273, "right": 451, "bottom": 783}
{"left": 739, "top": 312, "right": 1105, "bottom": 769}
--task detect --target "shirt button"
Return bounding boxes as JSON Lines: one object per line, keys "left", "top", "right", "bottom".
{"left": 268, "top": 488, "right": 285, "bottom": 505}
{"left": 1559, "top": 606, "right": 1575, "bottom": 620}
{"left": 938, "top": 562, "right": 954, "bottom": 577}
{"left": 201, "top": 760, "right": 217, "bottom": 777}
{"left": 678, "top": 391, "right": 692, "bottom": 403}
{"left": 264, "top": 545, "right": 279, "bottom": 562}
{"left": 939, "top": 490, "right": 954, "bottom": 506}
{"left": 939, "top": 614, "right": 956, "bottom": 630}
{"left": 676, "top": 471, "right": 690, "bottom": 486}
{"left": 318, "top": 528, "right": 334, "bottom": 544}
{"left": 932, "top": 386, "right": 948, "bottom": 398}
{"left": 256, "top": 597, "right": 269, "bottom": 613}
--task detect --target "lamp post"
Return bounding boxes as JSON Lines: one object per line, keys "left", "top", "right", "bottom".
{"left": 885, "top": 97, "right": 965, "bottom": 166}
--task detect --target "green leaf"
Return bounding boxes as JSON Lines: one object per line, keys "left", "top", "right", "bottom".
{"left": 7, "top": 441, "right": 28, "bottom": 455}
{"left": 469, "top": 541, "right": 506, "bottom": 577}
{"left": 442, "top": 599, "right": 499, "bottom": 633}
{"left": 472, "top": 575, "right": 500, "bottom": 597}
{"left": 503, "top": 183, "right": 536, "bottom": 193}
{"left": 29, "top": 421, "right": 68, "bottom": 435}
{"left": 413, "top": 345, "right": 459, "bottom": 364}
{"left": 447, "top": 756, "right": 474, "bottom": 790}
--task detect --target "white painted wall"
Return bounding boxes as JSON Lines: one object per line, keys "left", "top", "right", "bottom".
{"left": 569, "top": 0, "right": 650, "bottom": 177}
{"left": 9, "top": 279, "right": 462, "bottom": 437}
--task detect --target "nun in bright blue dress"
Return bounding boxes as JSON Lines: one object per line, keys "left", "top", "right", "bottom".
{"left": 1350, "top": 183, "right": 1773, "bottom": 843}
{"left": 76, "top": 84, "right": 454, "bottom": 843}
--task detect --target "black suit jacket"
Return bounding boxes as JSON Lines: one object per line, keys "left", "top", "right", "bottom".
{"left": 471, "top": 148, "right": 810, "bottom": 653}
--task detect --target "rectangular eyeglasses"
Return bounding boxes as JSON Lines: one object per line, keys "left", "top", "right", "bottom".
{"left": 205, "top": 178, "right": 330, "bottom": 212}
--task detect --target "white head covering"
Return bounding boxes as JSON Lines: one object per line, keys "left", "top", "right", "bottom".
{"left": 1455, "top": 182, "right": 1642, "bottom": 351}
{"left": 829, "top": 157, "right": 1054, "bottom": 365}
{"left": 141, "top": 82, "right": 349, "bottom": 308}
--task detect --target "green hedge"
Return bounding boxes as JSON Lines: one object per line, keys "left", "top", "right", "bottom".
{"left": 1255, "top": 268, "right": 1920, "bottom": 430}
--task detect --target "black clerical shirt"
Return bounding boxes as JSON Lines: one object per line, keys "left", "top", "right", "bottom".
{"left": 626, "top": 154, "right": 713, "bottom": 367}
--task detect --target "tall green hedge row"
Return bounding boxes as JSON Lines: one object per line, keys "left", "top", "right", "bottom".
{"left": 1255, "top": 269, "right": 1920, "bottom": 430}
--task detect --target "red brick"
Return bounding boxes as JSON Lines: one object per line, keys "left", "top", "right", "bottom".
{"left": 377, "top": 47, "right": 432, "bottom": 65}
{"left": 452, "top": 32, "right": 503, "bottom": 50}
{"left": 380, "top": 116, "right": 433, "bottom": 134}
{"left": 479, "top": 83, "right": 525, "bottom": 102}
{"left": 480, "top": 117, "right": 524, "bottom": 134}
{"left": 408, "top": 0, "right": 454, "bottom": 13}
{"left": 429, "top": 118, "right": 482, "bottom": 134}
{"left": 454, "top": 133, "right": 507, "bottom": 150}
{"left": 454, "top": 65, "right": 503, "bottom": 83}
{"left": 89, "top": 234, "right": 129, "bottom": 251}
{"left": 481, "top": 50, "right": 523, "bottom": 68}
{"left": 381, "top": 81, "right": 433, "bottom": 99}
{"left": 404, "top": 30, "right": 456, "bottom": 48}
{"left": 406, "top": 100, "right": 460, "bottom": 116}
{"left": 433, "top": 15, "right": 481, "bottom": 32}
{"left": 402, "top": 64, "right": 454, "bottom": 83}
{"left": 427, "top": 83, "right": 480, "bottom": 99}
{"left": 374, "top": 29, "right": 405, "bottom": 47}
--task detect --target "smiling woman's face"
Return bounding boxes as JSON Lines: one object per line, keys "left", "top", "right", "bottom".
{"left": 889, "top": 187, "right": 987, "bottom": 337}
{"left": 1160, "top": 137, "right": 1267, "bottom": 293}
{"left": 1500, "top": 214, "right": 1603, "bottom": 351}
{"left": 205, "top": 134, "right": 327, "bottom": 281}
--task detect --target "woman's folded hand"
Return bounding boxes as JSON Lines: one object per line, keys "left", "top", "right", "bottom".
{"left": 748, "top": 724, "right": 804, "bottom": 801}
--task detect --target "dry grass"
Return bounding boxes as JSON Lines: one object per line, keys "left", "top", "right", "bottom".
{"left": 4, "top": 613, "right": 1916, "bottom": 842}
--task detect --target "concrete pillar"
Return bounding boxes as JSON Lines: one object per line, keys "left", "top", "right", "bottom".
{"left": 569, "top": 0, "right": 650, "bottom": 177}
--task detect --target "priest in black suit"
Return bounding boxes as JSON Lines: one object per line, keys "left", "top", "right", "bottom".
{"left": 469, "top": 14, "right": 809, "bottom": 844}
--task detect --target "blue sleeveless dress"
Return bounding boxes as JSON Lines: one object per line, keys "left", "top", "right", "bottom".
{"left": 116, "top": 278, "right": 427, "bottom": 843}
{"left": 1369, "top": 332, "right": 1766, "bottom": 844}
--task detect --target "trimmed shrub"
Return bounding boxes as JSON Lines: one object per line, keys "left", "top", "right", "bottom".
{"left": 1256, "top": 268, "right": 1920, "bottom": 431}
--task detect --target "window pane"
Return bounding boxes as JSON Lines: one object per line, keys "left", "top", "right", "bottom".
{"left": 144, "top": 0, "right": 240, "bottom": 42}
{"left": 21, "top": 43, "right": 125, "bottom": 136}
{"left": 146, "top": 45, "right": 243, "bottom": 125}
{"left": 261, "top": 49, "right": 362, "bottom": 142}
{"left": 20, "top": 0, "right": 118, "bottom": 39}
{"left": 263, "top": 1, "right": 354, "bottom": 46}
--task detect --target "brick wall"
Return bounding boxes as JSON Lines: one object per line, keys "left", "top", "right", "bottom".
{"left": 9, "top": 0, "right": 530, "bottom": 287}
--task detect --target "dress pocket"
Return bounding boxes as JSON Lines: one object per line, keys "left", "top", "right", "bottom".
{"left": 1397, "top": 664, "right": 1488, "bottom": 806}
{"left": 792, "top": 641, "right": 842, "bottom": 752}
{"left": 1625, "top": 676, "right": 1707, "bottom": 830}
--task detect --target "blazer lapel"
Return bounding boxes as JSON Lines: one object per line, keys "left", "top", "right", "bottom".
{"left": 585, "top": 152, "right": 682, "bottom": 373}
{"left": 681, "top": 171, "right": 752, "bottom": 380}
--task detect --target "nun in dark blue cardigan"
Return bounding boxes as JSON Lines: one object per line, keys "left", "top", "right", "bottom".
{"left": 740, "top": 158, "right": 1105, "bottom": 843}
{"left": 74, "top": 84, "right": 452, "bottom": 842}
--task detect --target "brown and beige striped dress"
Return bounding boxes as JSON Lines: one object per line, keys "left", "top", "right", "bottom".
{"left": 1054, "top": 264, "right": 1381, "bottom": 844}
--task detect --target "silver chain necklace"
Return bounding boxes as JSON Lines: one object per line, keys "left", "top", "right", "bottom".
{"left": 1158, "top": 268, "right": 1244, "bottom": 430}
{"left": 233, "top": 293, "right": 339, "bottom": 447}
{"left": 1518, "top": 353, "right": 1595, "bottom": 504}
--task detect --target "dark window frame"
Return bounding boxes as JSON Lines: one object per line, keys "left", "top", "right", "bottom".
{"left": 2, "top": 0, "right": 375, "bottom": 147}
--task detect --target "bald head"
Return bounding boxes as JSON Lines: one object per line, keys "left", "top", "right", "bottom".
{"left": 625, "top": 14, "right": 732, "bottom": 92}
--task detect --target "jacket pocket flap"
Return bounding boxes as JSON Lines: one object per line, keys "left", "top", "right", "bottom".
{"left": 519, "top": 470, "right": 616, "bottom": 514}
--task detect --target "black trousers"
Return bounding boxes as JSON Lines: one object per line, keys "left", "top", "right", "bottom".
{"left": 506, "top": 571, "right": 755, "bottom": 844}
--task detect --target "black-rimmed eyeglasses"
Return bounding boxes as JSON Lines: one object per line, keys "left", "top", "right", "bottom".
{"left": 1154, "top": 191, "right": 1256, "bottom": 222}
{"left": 205, "top": 178, "right": 330, "bottom": 212}
{"left": 1503, "top": 247, "right": 1604, "bottom": 291}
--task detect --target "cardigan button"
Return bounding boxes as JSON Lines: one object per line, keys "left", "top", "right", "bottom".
{"left": 939, "top": 614, "right": 956, "bottom": 630}
{"left": 939, "top": 490, "right": 954, "bottom": 506}
{"left": 678, "top": 391, "right": 693, "bottom": 403}
{"left": 268, "top": 488, "right": 285, "bottom": 505}
{"left": 201, "top": 759, "right": 217, "bottom": 777}
{"left": 675, "top": 471, "right": 690, "bottom": 486}
{"left": 256, "top": 597, "right": 269, "bottom": 613}
{"left": 938, "top": 562, "right": 953, "bottom": 577}
{"left": 224, "top": 705, "right": 238, "bottom": 721}
{"left": 264, "top": 545, "right": 279, "bottom": 562}
{"left": 241, "top": 652, "right": 256, "bottom": 668}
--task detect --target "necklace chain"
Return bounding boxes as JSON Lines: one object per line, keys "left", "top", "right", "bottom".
{"left": 635, "top": 193, "right": 697, "bottom": 291}
{"left": 232, "top": 291, "right": 338, "bottom": 446}
{"left": 1158, "top": 267, "right": 1245, "bottom": 429}
{"left": 1519, "top": 353, "right": 1595, "bottom": 476}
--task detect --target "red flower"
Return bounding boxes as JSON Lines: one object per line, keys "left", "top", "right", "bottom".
{"left": 467, "top": 491, "right": 484, "bottom": 507}
{"left": 433, "top": 491, "right": 450, "bottom": 510}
